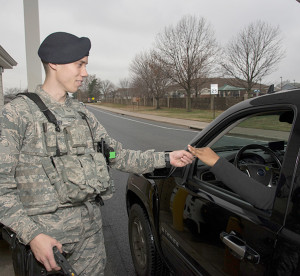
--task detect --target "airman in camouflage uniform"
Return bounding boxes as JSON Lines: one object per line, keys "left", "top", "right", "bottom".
{"left": 0, "top": 32, "right": 194, "bottom": 275}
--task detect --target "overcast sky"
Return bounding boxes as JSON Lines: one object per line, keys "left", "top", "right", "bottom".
{"left": 1, "top": 0, "right": 300, "bottom": 91}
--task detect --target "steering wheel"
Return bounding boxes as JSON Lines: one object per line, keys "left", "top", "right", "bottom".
{"left": 233, "top": 144, "right": 282, "bottom": 187}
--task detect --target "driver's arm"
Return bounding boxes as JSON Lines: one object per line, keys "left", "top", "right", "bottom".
{"left": 188, "top": 146, "right": 276, "bottom": 210}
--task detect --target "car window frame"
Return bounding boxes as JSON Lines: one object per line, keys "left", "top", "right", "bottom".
{"left": 186, "top": 104, "right": 297, "bottom": 220}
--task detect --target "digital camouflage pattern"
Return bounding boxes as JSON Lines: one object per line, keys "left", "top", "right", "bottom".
{"left": 62, "top": 203, "right": 106, "bottom": 276}
{"left": 0, "top": 86, "right": 166, "bottom": 247}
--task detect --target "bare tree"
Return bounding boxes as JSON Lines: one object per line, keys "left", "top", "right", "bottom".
{"left": 129, "top": 52, "right": 151, "bottom": 94}
{"left": 130, "top": 75, "right": 151, "bottom": 99}
{"left": 149, "top": 53, "right": 171, "bottom": 109}
{"left": 109, "top": 84, "right": 118, "bottom": 101}
{"left": 155, "top": 15, "right": 218, "bottom": 111}
{"left": 192, "top": 77, "right": 210, "bottom": 98}
{"left": 221, "top": 20, "right": 285, "bottom": 94}
{"left": 130, "top": 51, "right": 170, "bottom": 109}
{"left": 100, "top": 80, "right": 114, "bottom": 100}
{"left": 119, "top": 78, "right": 130, "bottom": 99}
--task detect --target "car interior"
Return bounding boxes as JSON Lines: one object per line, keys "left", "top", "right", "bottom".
{"left": 194, "top": 110, "right": 294, "bottom": 193}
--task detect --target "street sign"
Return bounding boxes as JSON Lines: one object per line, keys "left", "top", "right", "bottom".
{"left": 211, "top": 84, "right": 218, "bottom": 95}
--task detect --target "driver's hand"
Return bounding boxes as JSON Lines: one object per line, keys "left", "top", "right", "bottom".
{"left": 188, "top": 145, "right": 220, "bottom": 167}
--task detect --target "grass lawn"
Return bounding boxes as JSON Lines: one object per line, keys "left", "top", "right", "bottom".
{"left": 93, "top": 102, "right": 292, "bottom": 132}
{"left": 93, "top": 103, "right": 223, "bottom": 123}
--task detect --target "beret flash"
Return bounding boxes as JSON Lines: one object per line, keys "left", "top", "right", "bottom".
{"left": 38, "top": 32, "right": 91, "bottom": 64}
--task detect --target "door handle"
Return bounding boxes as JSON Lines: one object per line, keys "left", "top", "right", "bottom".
{"left": 220, "top": 231, "right": 260, "bottom": 264}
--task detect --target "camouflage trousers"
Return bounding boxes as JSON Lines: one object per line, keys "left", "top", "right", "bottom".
{"left": 63, "top": 201, "right": 106, "bottom": 276}
{"left": 31, "top": 201, "right": 106, "bottom": 275}
{"left": 63, "top": 228, "right": 106, "bottom": 276}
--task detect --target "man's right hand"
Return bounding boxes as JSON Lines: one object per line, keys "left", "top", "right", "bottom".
{"left": 29, "top": 233, "right": 63, "bottom": 272}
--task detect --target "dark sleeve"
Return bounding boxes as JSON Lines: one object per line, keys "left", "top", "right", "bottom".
{"left": 210, "top": 157, "right": 276, "bottom": 210}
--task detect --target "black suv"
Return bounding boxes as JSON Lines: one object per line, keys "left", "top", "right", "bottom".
{"left": 126, "top": 89, "right": 300, "bottom": 276}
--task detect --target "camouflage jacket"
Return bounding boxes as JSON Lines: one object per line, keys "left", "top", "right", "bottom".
{"left": 0, "top": 86, "right": 166, "bottom": 244}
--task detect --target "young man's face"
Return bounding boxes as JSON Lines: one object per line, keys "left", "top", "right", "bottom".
{"left": 55, "top": 56, "right": 88, "bottom": 93}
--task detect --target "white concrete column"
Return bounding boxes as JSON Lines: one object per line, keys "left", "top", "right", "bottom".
{"left": 0, "top": 69, "right": 3, "bottom": 109}
{"left": 23, "top": 0, "right": 42, "bottom": 91}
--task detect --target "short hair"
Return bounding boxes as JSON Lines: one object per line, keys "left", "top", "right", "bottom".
{"left": 42, "top": 62, "right": 49, "bottom": 74}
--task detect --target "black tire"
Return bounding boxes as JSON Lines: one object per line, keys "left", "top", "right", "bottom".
{"left": 128, "top": 203, "right": 169, "bottom": 276}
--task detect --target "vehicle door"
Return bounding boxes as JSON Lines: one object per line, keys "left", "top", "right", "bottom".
{"left": 157, "top": 106, "right": 299, "bottom": 275}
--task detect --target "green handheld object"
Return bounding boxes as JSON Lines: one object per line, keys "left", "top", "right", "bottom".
{"left": 109, "top": 151, "right": 116, "bottom": 159}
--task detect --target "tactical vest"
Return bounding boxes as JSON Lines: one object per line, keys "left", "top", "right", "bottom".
{"left": 15, "top": 93, "right": 115, "bottom": 216}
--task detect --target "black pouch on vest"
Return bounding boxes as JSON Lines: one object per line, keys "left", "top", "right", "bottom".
{"left": 1, "top": 227, "right": 55, "bottom": 276}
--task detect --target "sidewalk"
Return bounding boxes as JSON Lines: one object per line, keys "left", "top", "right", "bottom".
{"left": 87, "top": 104, "right": 209, "bottom": 130}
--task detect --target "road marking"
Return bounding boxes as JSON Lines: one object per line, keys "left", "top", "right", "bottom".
{"left": 88, "top": 106, "right": 199, "bottom": 133}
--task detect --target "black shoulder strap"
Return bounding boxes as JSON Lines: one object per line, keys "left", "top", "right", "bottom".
{"left": 18, "top": 92, "right": 61, "bottom": 132}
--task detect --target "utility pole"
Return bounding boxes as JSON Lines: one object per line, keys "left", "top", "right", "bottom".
{"left": 259, "top": 78, "right": 261, "bottom": 95}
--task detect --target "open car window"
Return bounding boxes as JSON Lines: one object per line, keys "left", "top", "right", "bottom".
{"left": 211, "top": 111, "right": 292, "bottom": 153}
{"left": 194, "top": 109, "right": 294, "bottom": 209}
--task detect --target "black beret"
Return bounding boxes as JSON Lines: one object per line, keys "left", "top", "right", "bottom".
{"left": 38, "top": 32, "right": 91, "bottom": 64}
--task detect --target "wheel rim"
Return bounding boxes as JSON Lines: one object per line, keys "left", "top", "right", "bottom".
{"left": 132, "top": 217, "right": 147, "bottom": 268}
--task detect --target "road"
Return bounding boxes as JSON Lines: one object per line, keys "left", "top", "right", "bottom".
{"left": 0, "top": 106, "right": 199, "bottom": 276}
{"left": 88, "top": 106, "right": 198, "bottom": 276}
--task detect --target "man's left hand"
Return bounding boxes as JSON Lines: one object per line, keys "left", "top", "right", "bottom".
{"left": 169, "top": 150, "right": 194, "bottom": 167}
